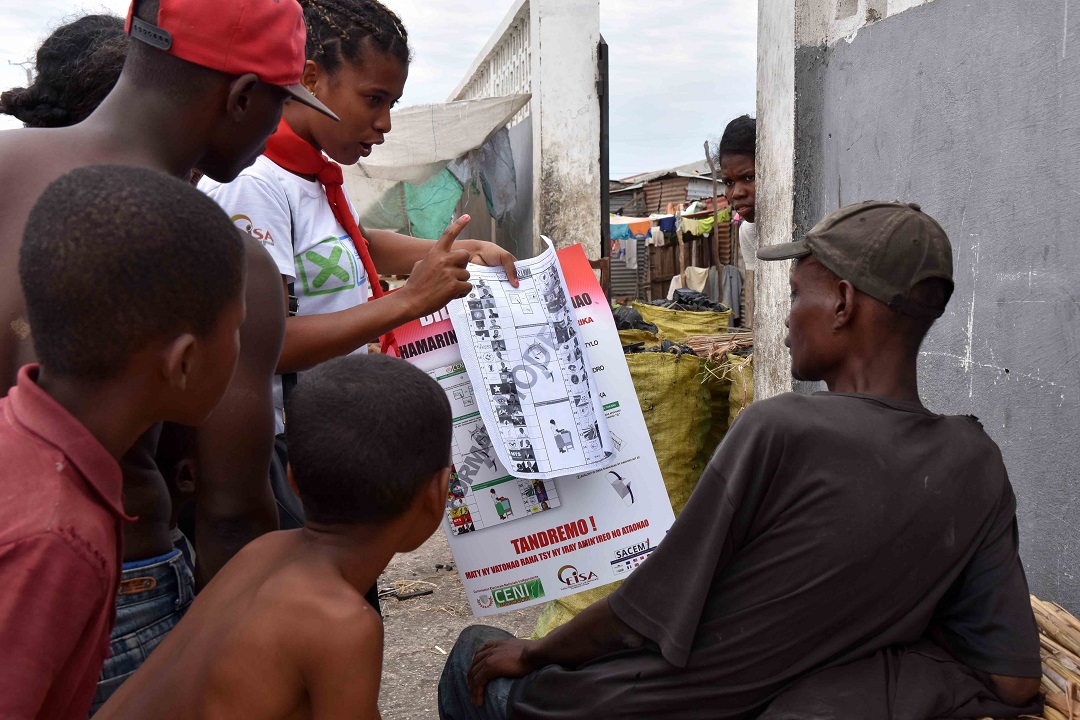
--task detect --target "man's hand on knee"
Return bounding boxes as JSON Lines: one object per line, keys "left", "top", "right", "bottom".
{"left": 467, "top": 638, "right": 536, "bottom": 706}
{"left": 463, "top": 599, "right": 645, "bottom": 708}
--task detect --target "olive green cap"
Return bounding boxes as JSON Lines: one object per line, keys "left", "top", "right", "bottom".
{"left": 757, "top": 201, "right": 954, "bottom": 319}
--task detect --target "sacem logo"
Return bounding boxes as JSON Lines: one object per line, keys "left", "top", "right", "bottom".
{"left": 557, "top": 565, "right": 598, "bottom": 590}
{"left": 614, "top": 539, "right": 651, "bottom": 560}
{"left": 491, "top": 578, "right": 545, "bottom": 608}
{"left": 610, "top": 539, "right": 655, "bottom": 577}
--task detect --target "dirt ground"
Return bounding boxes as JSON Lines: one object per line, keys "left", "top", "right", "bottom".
{"left": 377, "top": 531, "right": 542, "bottom": 719}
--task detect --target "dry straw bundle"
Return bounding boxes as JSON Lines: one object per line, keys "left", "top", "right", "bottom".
{"left": 684, "top": 332, "right": 754, "bottom": 427}
{"left": 684, "top": 331, "right": 754, "bottom": 364}
{"left": 1031, "top": 596, "right": 1080, "bottom": 720}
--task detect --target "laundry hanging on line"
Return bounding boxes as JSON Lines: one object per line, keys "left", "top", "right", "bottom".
{"left": 610, "top": 217, "right": 651, "bottom": 270}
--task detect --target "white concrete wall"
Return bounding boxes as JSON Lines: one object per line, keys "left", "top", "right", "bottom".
{"left": 529, "top": 0, "right": 601, "bottom": 257}
{"left": 450, "top": 0, "right": 601, "bottom": 259}
{"left": 450, "top": 0, "right": 532, "bottom": 126}
{"left": 754, "top": 0, "right": 797, "bottom": 400}
{"left": 824, "top": 0, "right": 937, "bottom": 45}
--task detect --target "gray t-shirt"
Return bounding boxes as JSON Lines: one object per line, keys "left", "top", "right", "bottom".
{"left": 511, "top": 392, "right": 1040, "bottom": 719}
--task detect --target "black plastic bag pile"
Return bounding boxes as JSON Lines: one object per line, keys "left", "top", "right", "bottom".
{"left": 645, "top": 289, "right": 730, "bottom": 313}
{"left": 613, "top": 305, "right": 659, "bottom": 334}
{"left": 623, "top": 339, "right": 698, "bottom": 356}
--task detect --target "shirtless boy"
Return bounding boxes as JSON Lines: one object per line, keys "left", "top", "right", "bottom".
{"left": 96, "top": 354, "right": 453, "bottom": 719}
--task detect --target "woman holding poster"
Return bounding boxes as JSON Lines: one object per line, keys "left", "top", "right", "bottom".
{"left": 201, "top": 0, "right": 518, "bottom": 439}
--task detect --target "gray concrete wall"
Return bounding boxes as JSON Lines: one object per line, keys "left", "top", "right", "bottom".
{"left": 793, "top": 0, "right": 1079, "bottom": 609}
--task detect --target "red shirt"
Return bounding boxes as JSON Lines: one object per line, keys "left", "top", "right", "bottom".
{"left": 0, "top": 366, "right": 131, "bottom": 719}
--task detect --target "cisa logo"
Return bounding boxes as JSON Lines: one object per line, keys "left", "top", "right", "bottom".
{"left": 557, "top": 565, "right": 598, "bottom": 590}
{"left": 476, "top": 594, "right": 493, "bottom": 609}
{"left": 231, "top": 214, "right": 275, "bottom": 245}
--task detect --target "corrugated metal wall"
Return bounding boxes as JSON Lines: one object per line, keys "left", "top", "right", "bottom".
{"left": 686, "top": 177, "right": 714, "bottom": 202}
{"left": 610, "top": 192, "right": 635, "bottom": 214}
{"left": 609, "top": 234, "right": 648, "bottom": 300}
{"left": 643, "top": 178, "right": 690, "bottom": 215}
{"left": 612, "top": 176, "right": 714, "bottom": 216}
{"left": 612, "top": 192, "right": 646, "bottom": 216}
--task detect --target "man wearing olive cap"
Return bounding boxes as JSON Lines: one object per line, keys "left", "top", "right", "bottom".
{"left": 442, "top": 202, "right": 1042, "bottom": 720}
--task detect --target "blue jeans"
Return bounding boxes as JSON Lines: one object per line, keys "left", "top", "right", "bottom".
{"left": 89, "top": 546, "right": 195, "bottom": 714}
{"left": 439, "top": 626, "right": 537, "bottom": 720}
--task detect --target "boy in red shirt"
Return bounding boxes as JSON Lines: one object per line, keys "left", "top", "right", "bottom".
{"left": 0, "top": 165, "right": 248, "bottom": 719}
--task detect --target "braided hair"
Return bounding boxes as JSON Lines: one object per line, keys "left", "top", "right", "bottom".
{"left": 300, "top": 0, "right": 411, "bottom": 76}
{"left": 0, "top": 15, "right": 128, "bottom": 128}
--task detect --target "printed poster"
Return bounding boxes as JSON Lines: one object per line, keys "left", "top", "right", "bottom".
{"left": 396, "top": 243, "right": 675, "bottom": 616}
{"left": 447, "top": 237, "right": 613, "bottom": 480}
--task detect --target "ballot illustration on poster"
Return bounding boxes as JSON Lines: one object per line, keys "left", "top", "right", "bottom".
{"left": 447, "top": 237, "right": 613, "bottom": 480}
{"left": 395, "top": 242, "right": 675, "bottom": 617}
{"left": 435, "top": 359, "right": 562, "bottom": 536}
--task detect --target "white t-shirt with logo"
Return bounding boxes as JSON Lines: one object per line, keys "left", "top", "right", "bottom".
{"left": 199, "top": 155, "right": 369, "bottom": 433}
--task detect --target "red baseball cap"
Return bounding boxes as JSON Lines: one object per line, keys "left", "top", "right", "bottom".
{"left": 126, "top": 0, "right": 338, "bottom": 120}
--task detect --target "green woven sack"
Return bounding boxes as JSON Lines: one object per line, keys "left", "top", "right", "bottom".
{"left": 632, "top": 301, "right": 731, "bottom": 340}
{"left": 700, "top": 362, "right": 732, "bottom": 465}
{"left": 532, "top": 584, "right": 620, "bottom": 638}
{"left": 727, "top": 354, "right": 754, "bottom": 427}
{"left": 617, "top": 329, "right": 663, "bottom": 346}
{"left": 627, "top": 352, "right": 710, "bottom": 514}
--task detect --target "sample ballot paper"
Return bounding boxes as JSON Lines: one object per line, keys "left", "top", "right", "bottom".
{"left": 447, "top": 237, "right": 613, "bottom": 480}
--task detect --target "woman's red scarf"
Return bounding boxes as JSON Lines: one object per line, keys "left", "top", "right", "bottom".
{"left": 263, "top": 117, "right": 397, "bottom": 355}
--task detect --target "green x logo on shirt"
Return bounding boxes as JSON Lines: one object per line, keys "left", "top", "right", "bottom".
{"left": 296, "top": 237, "right": 359, "bottom": 296}
{"left": 305, "top": 246, "right": 350, "bottom": 288}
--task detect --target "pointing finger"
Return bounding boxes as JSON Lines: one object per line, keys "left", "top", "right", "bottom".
{"left": 502, "top": 254, "right": 520, "bottom": 288}
{"left": 435, "top": 214, "right": 471, "bottom": 252}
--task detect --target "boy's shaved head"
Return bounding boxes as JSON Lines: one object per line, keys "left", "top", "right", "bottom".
{"left": 20, "top": 164, "right": 245, "bottom": 380}
{"left": 122, "top": 0, "right": 229, "bottom": 105}
{"left": 287, "top": 355, "right": 452, "bottom": 526}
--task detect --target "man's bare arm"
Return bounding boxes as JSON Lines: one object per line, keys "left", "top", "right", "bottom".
{"left": 194, "top": 237, "right": 283, "bottom": 585}
{"left": 467, "top": 598, "right": 644, "bottom": 705}
{"left": 987, "top": 674, "right": 1041, "bottom": 706}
